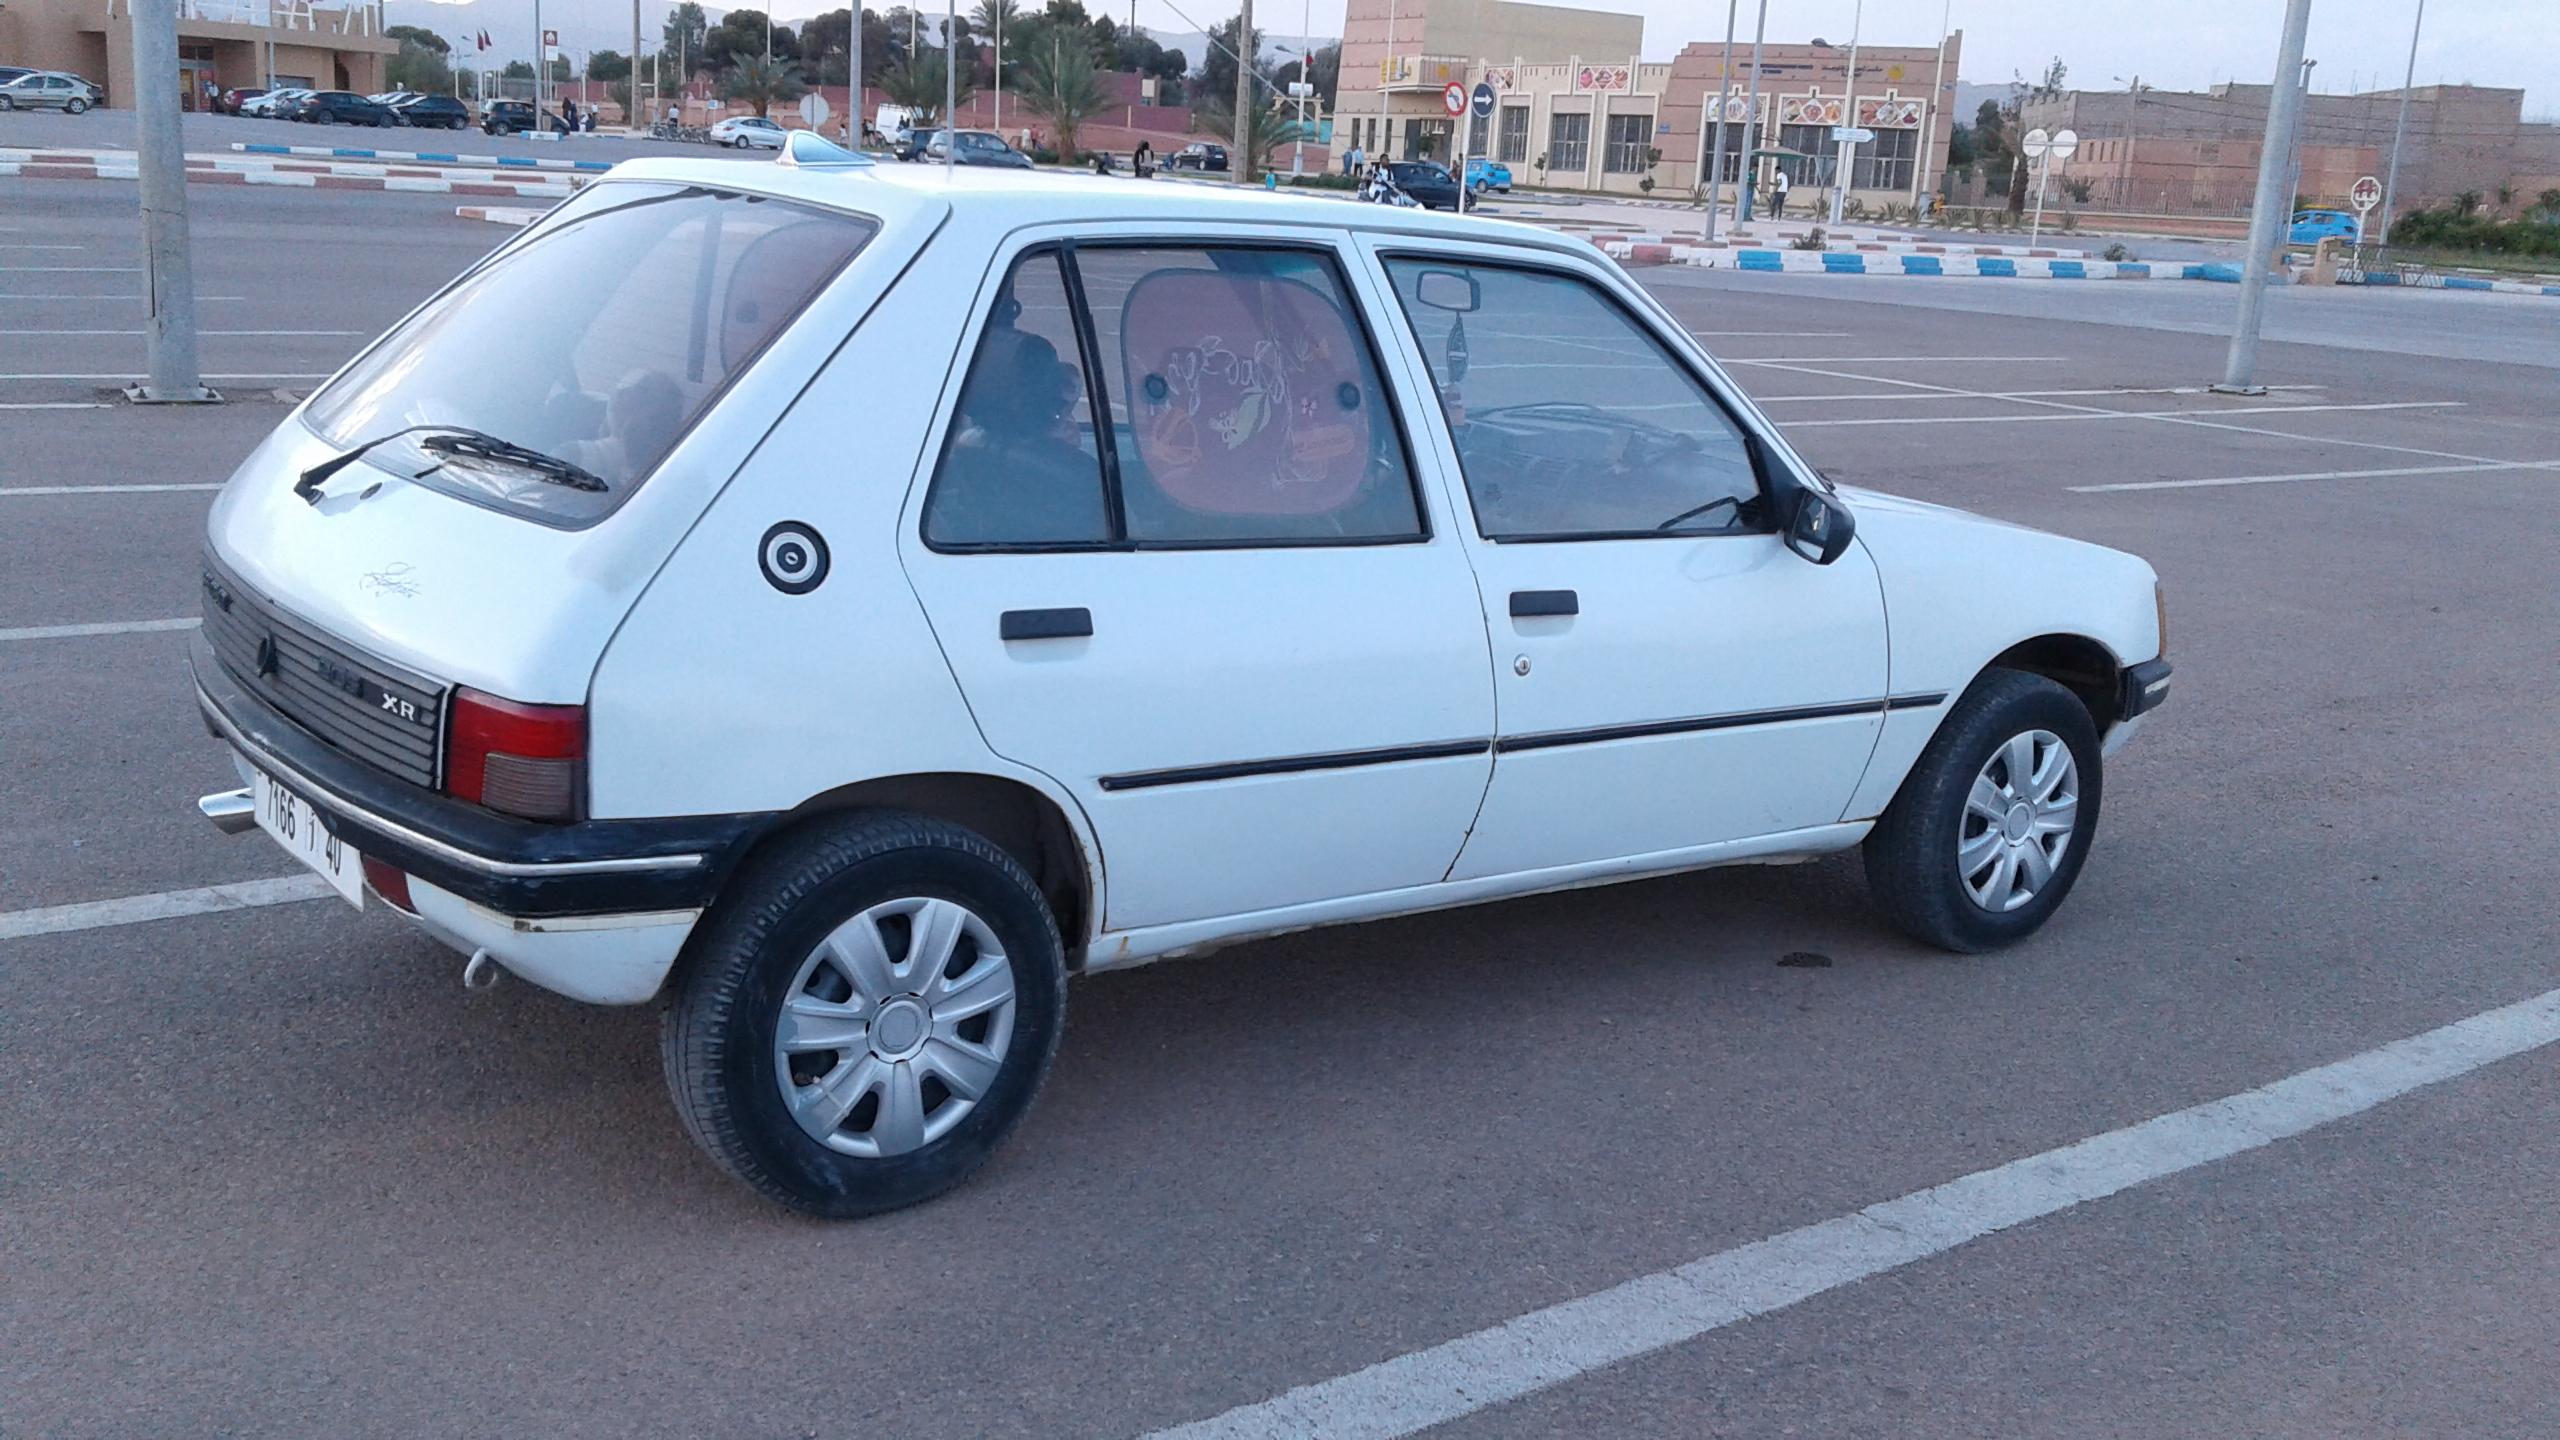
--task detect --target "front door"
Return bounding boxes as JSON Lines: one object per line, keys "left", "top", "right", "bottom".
{"left": 1367, "top": 245, "right": 1891, "bottom": 881}
{"left": 901, "top": 233, "right": 1497, "bottom": 931}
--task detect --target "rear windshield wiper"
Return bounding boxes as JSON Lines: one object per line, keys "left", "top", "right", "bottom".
{"left": 295, "top": 422, "right": 607, "bottom": 504}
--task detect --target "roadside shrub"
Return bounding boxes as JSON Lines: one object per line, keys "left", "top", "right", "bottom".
{"left": 2103, "top": 241, "right": 2133, "bottom": 262}
{"left": 1029, "top": 146, "right": 1061, "bottom": 164}
{"left": 2390, "top": 207, "right": 2560, "bottom": 258}
{"left": 1286, "top": 174, "right": 1358, "bottom": 190}
{"left": 1788, "top": 226, "right": 1828, "bottom": 251}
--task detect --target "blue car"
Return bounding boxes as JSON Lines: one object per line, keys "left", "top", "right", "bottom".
{"left": 1463, "top": 157, "right": 1513, "bottom": 194}
{"left": 2289, "top": 208, "right": 2362, "bottom": 245}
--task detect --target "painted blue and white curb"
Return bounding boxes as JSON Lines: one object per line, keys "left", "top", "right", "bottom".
{"left": 234, "top": 142, "right": 613, "bottom": 173}
{"left": 2342, "top": 269, "right": 2560, "bottom": 298}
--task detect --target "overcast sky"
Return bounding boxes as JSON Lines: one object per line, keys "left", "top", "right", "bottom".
{"left": 1035, "top": 0, "right": 2554, "bottom": 116}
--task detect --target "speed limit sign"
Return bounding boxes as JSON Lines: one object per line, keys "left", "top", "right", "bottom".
{"left": 1442, "top": 81, "right": 1466, "bottom": 117}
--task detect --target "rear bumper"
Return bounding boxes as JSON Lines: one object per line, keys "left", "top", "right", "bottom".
{"left": 189, "top": 631, "right": 767, "bottom": 920}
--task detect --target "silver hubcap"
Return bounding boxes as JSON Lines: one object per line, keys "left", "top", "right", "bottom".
{"left": 1960, "top": 729, "right": 2079, "bottom": 913}
{"left": 773, "top": 896, "right": 1017, "bottom": 1158}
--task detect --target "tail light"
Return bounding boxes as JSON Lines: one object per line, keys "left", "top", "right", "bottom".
{"left": 446, "top": 688, "right": 584, "bottom": 822}
{"left": 362, "top": 856, "right": 417, "bottom": 913}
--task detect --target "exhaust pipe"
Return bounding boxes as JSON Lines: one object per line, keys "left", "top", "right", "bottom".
{"left": 462, "top": 948, "right": 503, "bottom": 992}
{"left": 198, "top": 788, "right": 257, "bottom": 835}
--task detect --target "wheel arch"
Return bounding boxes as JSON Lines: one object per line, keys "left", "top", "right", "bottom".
{"left": 726, "top": 771, "right": 1100, "bottom": 966}
{"left": 1983, "top": 631, "right": 2128, "bottom": 732}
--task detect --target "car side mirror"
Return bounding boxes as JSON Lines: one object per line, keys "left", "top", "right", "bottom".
{"left": 1784, "top": 484, "right": 1856, "bottom": 565}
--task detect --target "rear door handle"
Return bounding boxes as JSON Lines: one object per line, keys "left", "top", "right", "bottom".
{"left": 1000, "top": 607, "right": 1093, "bottom": 641}
{"left": 1509, "top": 590, "right": 1578, "bottom": 618}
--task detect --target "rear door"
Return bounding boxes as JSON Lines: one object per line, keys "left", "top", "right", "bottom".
{"left": 1362, "top": 240, "right": 1891, "bottom": 881}
{"left": 898, "top": 227, "right": 1497, "bottom": 932}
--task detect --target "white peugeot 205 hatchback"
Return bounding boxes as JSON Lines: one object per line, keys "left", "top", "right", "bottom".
{"left": 193, "top": 136, "right": 2170, "bottom": 1217}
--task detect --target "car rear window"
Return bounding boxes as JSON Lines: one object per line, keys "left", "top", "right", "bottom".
{"left": 303, "top": 181, "right": 875, "bottom": 526}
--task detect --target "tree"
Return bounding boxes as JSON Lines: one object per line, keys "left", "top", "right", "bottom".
{"left": 500, "top": 59, "right": 533, "bottom": 80}
{"left": 387, "top": 40, "right": 452, "bottom": 94}
{"left": 879, "top": 48, "right": 974, "bottom": 117}
{"left": 707, "top": 10, "right": 799, "bottom": 70}
{"left": 803, "top": 9, "right": 856, "bottom": 84}
{"left": 861, "top": 9, "right": 905, "bottom": 80}
{"left": 970, "top": 0, "right": 1021, "bottom": 44}
{"left": 1193, "top": 91, "right": 1309, "bottom": 174}
{"left": 720, "top": 54, "right": 807, "bottom": 117}
{"left": 663, "top": 2, "right": 710, "bottom": 70}
{"left": 587, "top": 49, "right": 630, "bottom": 82}
{"left": 1302, "top": 40, "right": 1338, "bottom": 107}
{"left": 1114, "top": 30, "right": 1185, "bottom": 100}
{"left": 1193, "top": 14, "right": 1267, "bottom": 112}
{"left": 1016, "top": 38, "right": 1109, "bottom": 159}
{"left": 386, "top": 24, "right": 449, "bottom": 54}
{"left": 1042, "top": 0, "right": 1089, "bottom": 25}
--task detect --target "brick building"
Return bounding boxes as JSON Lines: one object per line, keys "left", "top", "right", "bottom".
{"left": 0, "top": 0, "right": 395, "bottom": 110}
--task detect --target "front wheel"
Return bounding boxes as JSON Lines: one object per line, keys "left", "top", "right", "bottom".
{"left": 1863, "top": 669, "right": 2104, "bottom": 953}
{"left": 663, "top": 812, "right": 1067, "bottom": 1218}
{"left": 67, "top": 97, "right": 90, "bottom": 114}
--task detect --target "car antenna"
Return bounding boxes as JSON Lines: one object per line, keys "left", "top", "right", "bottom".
{"left": 776, "top": 131, "right": 873, "bottom": 169}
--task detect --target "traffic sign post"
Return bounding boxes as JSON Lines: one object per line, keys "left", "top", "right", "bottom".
{"left": 2350, "top": 173, "right": 2382, "bottom": 249}
{"left": 799, "top": 92, "right": 831, "bottom": 131}
{"left": 2021, "top": 126, "right": 2077, "bottom": 244}
{"left": 1460, "top": 81, "right": 1495, "bottom": 215}
{"left": 1443, "top": 81, "right": 1467, "bottom": 213}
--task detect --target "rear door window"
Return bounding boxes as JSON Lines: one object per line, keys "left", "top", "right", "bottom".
{"left": 303, "top": 182, "right": 874, "bottom": 526}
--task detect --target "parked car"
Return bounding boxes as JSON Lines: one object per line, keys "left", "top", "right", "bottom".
{"left": 894, "top": 125, "right": 941, "bottom": 161}
{"left": 1463, "top": 156, "right": 1513, "bottom": 194}
{"left": 924, "top": 128, "right": 1034, "bottom": 169}
{"left": 2288, "top": 207, "right": 2362, "bottom": 245}
{"left": 0, "top": 70, "right": 100, "bottom": 113}
{"left": 481, "top": 98, "right": 567, "bottom": 136}
{"left": 218, "top": 85, "right": 269, "bottom": 115}
{"left": 1165, "top": 140, "right": 1228, "bottom": 172}
{"left": 0, "top": 66, "right": 35, "bottom": 88}
{"left": 391, "top": 93, "right": 471, "bottom": 131}
{"left": 191, "top": 157, "right": 2170, "bottom": 1218}
{"left": 238, "top": 87, "right": 308, "bottom": 118}
{"left": 1384, "top": 159, "right": 1463, "bottom": 210}
{"left": 289, "top": 90, "right": 394, "bottom": 126}
{"left": 710, "top": 114, "right": 787, "bottom": 149}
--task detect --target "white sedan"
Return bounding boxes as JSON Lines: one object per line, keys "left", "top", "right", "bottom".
{"left": 190, "top": 144, "right": 2170, "bottom": 1218}
{"left": 707, "top": 114, "right": 786, "bottom": 149}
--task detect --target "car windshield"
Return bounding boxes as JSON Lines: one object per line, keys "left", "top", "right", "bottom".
{"left": 303, "top": 182, "right": 876, "bottom": 526}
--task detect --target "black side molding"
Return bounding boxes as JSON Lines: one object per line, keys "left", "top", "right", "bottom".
{"left": 1000, "top": 607, "right": 1093, "bottom": 641}
{"left": 1509, "top": 589, "right": 1578, "bottom": 618}
{"left": 1099, "top": 738, "right": 1492, "bottom": 792}
{"left": 2120, "top": 658, "right": 2172, "bottom": 719}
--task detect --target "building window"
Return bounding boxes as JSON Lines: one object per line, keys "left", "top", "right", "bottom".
{"left": 1704, "top": 118, "right": 1748, "bottom": 183}
{"left": 1852, "top": 127, "right": 1917, "bottom": 191}
{"left": 1548, "top": 112, "right": 1590, "bottom": 172}
{"left": 1776, "top": 123, "right": 1830, "bottom": 185}
{"left": 1603, "top": 113, "right": 1653, "bottom": 174}
{"left": 1498, "top": 105, "right": 1529, "bottom": 163}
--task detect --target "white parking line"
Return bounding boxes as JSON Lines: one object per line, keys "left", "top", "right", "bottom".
{"left": 0, "top": 243, "right": 85, "bottom": 250}
{"left": 0, "top": 618, "right": 199, "bottom": 642}
{"left": 1147, "top": 985, "right": 2560, "bottom": 1440}
{"left": 1, "top": 266, "right": 142, "bottom": 273}
{"left": 0, "top": 875, "right": 334, "bottom": 944}
{"left": 0, "top": 482, "right": 225, "bottom": 493}
{"left": 1724, "top": 355, "right": 2069, "bottom": 365}
{"left": 2073, "top": 458, "right": 2560, "bottom": 493}
{"left": 1789, "top": 400, "right": 2462, "bottom": 429}
{"left": 0, "top": 372, "right": 332, "bottom": 380}
{"left": 0, "top": 294, "right": 247, "bottom": 300}
{"left": 1692, "top": 330, "right": 1855, "bottom": 338}
{"left": 0, "top": 402, "right": 112, "bottom": 411}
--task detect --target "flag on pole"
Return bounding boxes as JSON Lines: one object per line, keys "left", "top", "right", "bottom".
{"left": 476, "top": 30, "right": 491, "bottom": 50}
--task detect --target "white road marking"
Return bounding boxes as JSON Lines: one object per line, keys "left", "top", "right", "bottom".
{"left": 0, "top": 482, "right": 225, "bottom": 493}
{"left": 0, "top": 875, "right": 334, "bottom": 944}
{"left": 0, "top": 243, "right": 85, "bottom": 250}
{"left": 1748, "top": 361, "right": 2517, "bottom": 467}
{"left": 0, "top": 617, "right": 199, "bottom": 642}
{"left": 4, "top": 328, "right": 363, "bottom": 336}
{"left": 0, "top": 372, "right": 332, "bottom": 380}
{"left": 0, "top": 266, "right": 142, "bottom": 273}
{"left": 1147, "top": 985, "right": 2560, "bottom": 1440}
{"left": 0, "top": 293, "right": 246, "bottom": 300}
{"left": 1692, "top": 330, "right": 1856, "bottom": 338}
{"left": 1790, "top": 400, "right": 2462, "bottom": 429}
{"left": 0, "top": 402, "right": 111, "bottom": 411}
{"left": 2074, "top": 458, "right": 2560, "bottom": 493}
{"left": 1753, "top": 385, "right": 2327, "bottom": 404}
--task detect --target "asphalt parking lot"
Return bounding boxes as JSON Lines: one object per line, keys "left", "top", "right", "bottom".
{"left": 6, "top": 176, "right": 2559, "bottom": 1438}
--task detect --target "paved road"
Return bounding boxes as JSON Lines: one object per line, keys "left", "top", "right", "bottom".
{"left": 5, "top": 177, "right": 2558, "bottom": 1438}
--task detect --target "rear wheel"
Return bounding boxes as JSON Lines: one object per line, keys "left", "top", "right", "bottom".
{"left": 1863, "top": 669, "right": 2104, "bottom": 952}
{"left": 663, "top": 812, "right": 1067, "bottom": 1218}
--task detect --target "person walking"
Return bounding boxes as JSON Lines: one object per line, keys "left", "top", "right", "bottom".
{"left": 1770, "top": 165, "right": 1791, "bottom": 220}
{"left": 1344, "top": 141, "right": 1363, "bottom": 178}
{"left": 1133, "top": 139, "right": 1155, "bottom": 179}
{"left": 562, "top": 96, "right": 579, "bottom": 132}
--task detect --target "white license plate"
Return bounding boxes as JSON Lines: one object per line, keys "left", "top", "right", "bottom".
{"left": 252, "top": 768, "right": 364, "bottom": 909}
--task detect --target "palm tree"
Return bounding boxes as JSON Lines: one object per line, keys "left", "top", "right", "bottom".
{"left": 1016, "top": 40, "right": 1108, "bottom": 160}
{"left": 880, "top": 48, "right": 974, "bottom": 118}
{"left": 1193, "top": 93, "right": 1312, "bottom": 177}
{"left": 969, "top": 0, "right": 1020, "bottom": 46}
{"left": 720, "top": 54, "right": 806, "bottom": 118}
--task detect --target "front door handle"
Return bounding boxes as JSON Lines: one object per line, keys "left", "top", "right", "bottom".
{"left": 1000, "top": 607, "right": 1093, "bottom": 641}
{"left": 1509, "top": 589, "right": 1578, "bottom": 618}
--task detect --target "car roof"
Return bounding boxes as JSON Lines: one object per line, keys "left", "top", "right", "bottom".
{"left": 591, "top": 156, "right": 1602, "bottom": 258}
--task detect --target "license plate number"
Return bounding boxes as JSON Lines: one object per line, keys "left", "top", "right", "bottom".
{"left": 252, "top": 768, "right": 364, "bottom": 909}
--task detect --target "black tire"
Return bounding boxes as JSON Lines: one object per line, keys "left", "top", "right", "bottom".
{"left": 1862, "top": 668, "right": 2105, "bottom": 953}
{"left": 662, "top": 811, "right": 1068, "bottom": 1218}
{"left": 67, "top": 98, "right": 89, "bottom": 114}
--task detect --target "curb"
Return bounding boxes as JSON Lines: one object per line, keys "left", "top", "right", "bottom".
{"left": 0, "top": 152, "right": 577, "bottom": 198}
{"left": 454, "top": 205, "right": 546, "bottom": 226}
{"left": 235, "top": 141, "right": 613, "bottom": 173}
{"left": 1605, "top": 241, "right": 2245, "bottom": 282}
{"left": 2342, "top": 269, "right": 2560, "bottom": 298}
{"left": 1587, "top": 231, "right": 2089, "bottom": 260}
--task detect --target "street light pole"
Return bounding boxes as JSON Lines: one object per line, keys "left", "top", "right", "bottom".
{"left": 1829, "top": 0, "right": 1862, "bottom": 227}
{"left": 2216, "top": 0, "right": 2314, "bottom": 395}
{"left": 1702, "top": 0, "right": 1736, "bottom": 240}
{"left": 1234, "top": 0, "right": 1255, "bottom": 184}
{"left": 1911, "top": 0, "right": 1950, "bottom": 209}
{"left": 2378, "top": 0, "right": 2424, "bottom": 246}
{"left": 1737, "top": 0, "right": 1768, "bottom": 222}
{"left": 128, "top": 0, "right": 213, "bottom": 402}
